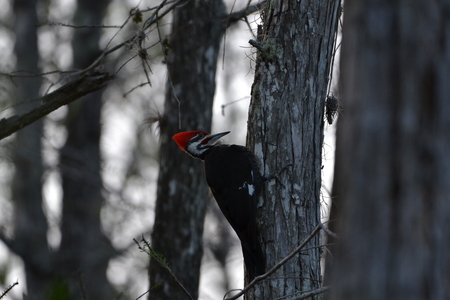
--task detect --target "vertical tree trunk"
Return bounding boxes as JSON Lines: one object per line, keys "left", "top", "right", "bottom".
{"left": 58, "top": 0, "right": 115, "bottom": 299}
{"left": 148, "top": 1, "right": 226, "bottom": 299}
{"left": 328, "top": 0, "right": 450, "bottom": 299}
{"left": 246, "top": 0, "right": 340, "bottom": 299}
{"left": 11, "top": 0, "right": 50, "bottom": 298}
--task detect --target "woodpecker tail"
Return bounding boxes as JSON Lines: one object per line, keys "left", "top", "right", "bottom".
{"left": 242, "top": 242, "right": 266, "bottom": 282}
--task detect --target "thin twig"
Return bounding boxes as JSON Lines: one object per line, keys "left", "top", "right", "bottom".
{"left": 325, "top": 0, "right": 342, "bottom": 97}
{"left": 225, "top": 1, "right": 267, "bottom": 27}
{"left": 77, "top": 272, "right": 88, "bottom": 300}
{"left": 244, "top": 15, "right": 257, "bottom": 39}
{"left": 135, "top": 289, "right": 150, "bottom": 300}
{"left": 134, "top": 238, "right": 194, "bottom": 300}
{"left": 123, "top": 82, "right": 151, "bottom": 98}
{"left": 0, "top": 281, "right": 19, "bottom": 299}
{"left": 47, "top": 0, "right": 183, "bottom": 88}
{"left": 221, "top": 96, "right": 250, "bottom": 116}
{"left": 291, "top": 286, "right": 330, "bottom": 300}
{"left": 319, "top": 223, "right": 339, "bottom": 238}
{"left": 224, "top": 224, "right": 323, "bottom": 300}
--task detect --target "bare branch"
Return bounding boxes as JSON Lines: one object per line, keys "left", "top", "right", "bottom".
{"left": 0, "top": 0, "right": 188, "bottom": 139}
{"left": 1, "top": 0, "right": 260, "bottom": 141}
{"left": 248, "top": 39, "right": 268, "bottom": 52}
{"left": 291, "top": 286, "right": 330, "bottom": 300}
{"left": 0, "top": 71, "right": 113, "bottom": 140}
{"left": 0, "top": 69, "right": 77, "bottom": 78}
{"left": 38, "top": 21, "right": 121, "bottom": 28}
{"left": 225, "top": 1, "right": 266, "bottom": 27}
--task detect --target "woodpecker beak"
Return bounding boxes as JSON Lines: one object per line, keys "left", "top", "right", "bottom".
{"left": 205, "top": 131, "right": 230, "bottom": 145}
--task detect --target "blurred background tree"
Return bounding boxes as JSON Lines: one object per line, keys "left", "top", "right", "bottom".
{"left": 10, "top": 0, "right": 48, "bottom": 298}
{"left": 57, "top": 0, "right": 115, "bottom": 298}
{"left": 326, "top": 0, "right": 450, "bottom": 299}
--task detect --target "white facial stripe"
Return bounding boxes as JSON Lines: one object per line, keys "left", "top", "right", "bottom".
{"left": 186, "top": 141, "right": 208, "bottom": 156}
{"left": 186, "top": 142, "right": 199, "bottom": 153}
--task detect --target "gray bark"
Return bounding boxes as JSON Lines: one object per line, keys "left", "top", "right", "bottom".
{"left": 246, "top": 0, "right": 340, "bottom": 299}
{"left": 328, "top": 0, "right": 450, "bottom": 299}
{"left": 148, "top": 1, "right": 227, "bottom": 299}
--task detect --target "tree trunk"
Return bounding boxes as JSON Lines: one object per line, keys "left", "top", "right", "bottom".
{"left": 328, "top": 0, "right": 450, "bottom": 299}
{"left": 11, "top": 0, "right": 50, "bottom": 298}
{"left": 148, "top": 1, "right": 226, "bottom": 299}
{"left": 58, "top": 0, "right": 115, "bottom": 299}
{"left": 246, "top": 0, "right": 340, "bottom": 299}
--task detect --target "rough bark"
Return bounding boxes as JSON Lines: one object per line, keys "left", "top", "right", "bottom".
{"left": 328, "top": 0, "right": 450, "bottom": 299}
{"left": 246, "top": 0, "right": 340, "bottom": 299}
{"left": 57, "top": 0, "right": 115, "bottom": 299}
{"left": 10, "top": 0, "right": 49, "bottom": 298}
{"left": 148, "top": 1, "right": 227, "bottom": 299}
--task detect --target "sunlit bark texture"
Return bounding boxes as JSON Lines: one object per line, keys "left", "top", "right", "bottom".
{"left": 148, "top": 0, "right": 226, "bottom": 299}
{"left": 328, "top": 0, "right": 450, "bottom": 299}
{"left": 246, "top": 0, "right": 341, "bottom": 299}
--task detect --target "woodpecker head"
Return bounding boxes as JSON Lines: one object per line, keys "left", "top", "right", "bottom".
{"left": 172, "top": 130, "right": 230, "bottom": 160}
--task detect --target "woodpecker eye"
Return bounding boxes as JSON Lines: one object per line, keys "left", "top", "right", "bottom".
{"left": 188, "top": 133, "right": 209, "bottom": 150}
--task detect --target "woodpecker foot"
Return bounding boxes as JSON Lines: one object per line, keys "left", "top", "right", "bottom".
{"left": 263, "top": 164, "right": 292, "bottom": 186}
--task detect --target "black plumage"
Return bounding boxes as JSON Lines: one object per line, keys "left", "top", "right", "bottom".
{"left": 172, "top": 131, "right": 266, "bottom": 281}
{"left": 204, "top": 144, "right": 265, "bottom": 281}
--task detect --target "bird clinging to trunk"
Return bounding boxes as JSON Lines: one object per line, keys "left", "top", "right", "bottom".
{"left": 172, "top": 130, "right": 265, "bottom": 281}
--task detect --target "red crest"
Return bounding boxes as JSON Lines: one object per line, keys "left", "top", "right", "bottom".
{"left": 172, "top": 131, "right": 209, "bottom": 150}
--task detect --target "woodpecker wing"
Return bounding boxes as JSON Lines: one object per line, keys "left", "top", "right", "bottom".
{"left": 203, "top": 144, "right": 265, "bottom": 279}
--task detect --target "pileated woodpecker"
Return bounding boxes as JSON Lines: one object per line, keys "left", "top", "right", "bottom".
{"left": 172, "top": 130, "right": 265, "bottom": 281}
